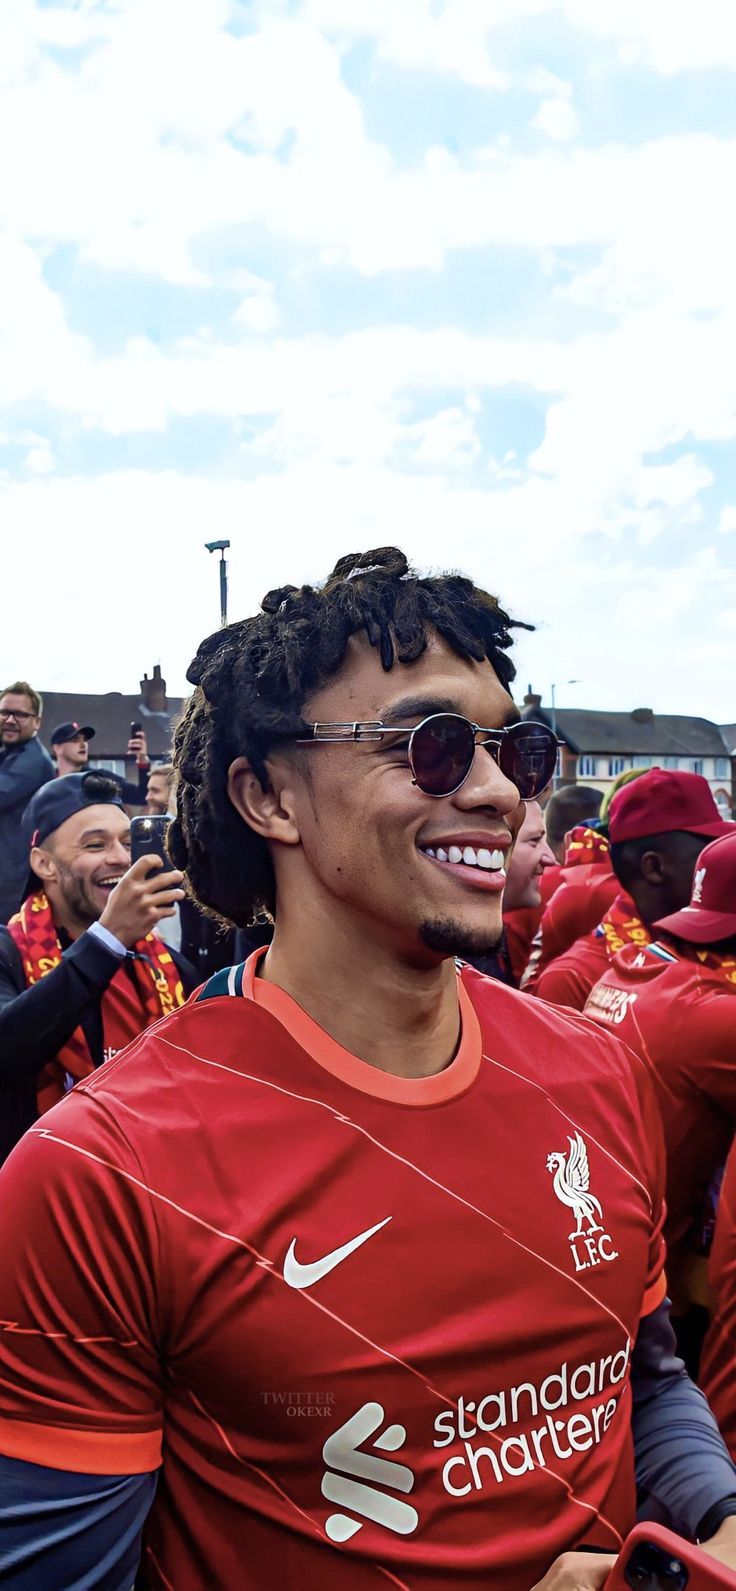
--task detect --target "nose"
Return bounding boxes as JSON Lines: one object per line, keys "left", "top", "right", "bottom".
{"left": 106, "top": 838, "right": 132, "bottom": 870}
{"left": 452, "top": 742, "right": 523, "bottom": 821}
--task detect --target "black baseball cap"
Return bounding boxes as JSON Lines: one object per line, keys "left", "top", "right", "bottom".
{"left": 50, "top": 720, "right": 96, "bottom": 747}
{"left": 24, "top": 770, "right": 125, "bottom": 850}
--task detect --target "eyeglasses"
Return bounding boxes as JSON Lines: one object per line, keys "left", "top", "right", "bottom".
{"left": 295, "top": 715, "right": 559, "bottom": 800}
{"left": 0, "top": 708, "right": 35, "bottom": 723}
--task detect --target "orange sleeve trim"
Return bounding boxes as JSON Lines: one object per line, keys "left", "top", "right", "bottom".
{"left": 641, "top": 1270, "right": 667, "bottom": 1317}
{"left": 0, "top": 1415, "right": 162, "bottom": 1475}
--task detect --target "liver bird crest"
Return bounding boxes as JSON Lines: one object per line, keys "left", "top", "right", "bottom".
{"left": 546, "top": 1132, "right": 604, "bottom": 1239}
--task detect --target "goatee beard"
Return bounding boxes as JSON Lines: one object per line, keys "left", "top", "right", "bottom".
{"left": 420, "top": 916, "right": 504, "bottom": 959}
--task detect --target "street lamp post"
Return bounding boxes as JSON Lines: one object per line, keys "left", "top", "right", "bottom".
{"left": 205, "top": 540, "right": 231, "bottom": 628}
{"left": 550, "top": 679, "right": 581, "bottom": 789}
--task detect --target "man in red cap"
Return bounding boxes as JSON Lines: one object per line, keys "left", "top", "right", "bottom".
{"left": 531, "top": 769, "right": 733, "bottom": 1010}
{"left": 582, "top": 829, "right": 736, "bottom": 1372}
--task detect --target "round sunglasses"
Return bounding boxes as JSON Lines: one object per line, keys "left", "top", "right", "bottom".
{"left": 296, "top": 714, "right": 559, "bottom": 800}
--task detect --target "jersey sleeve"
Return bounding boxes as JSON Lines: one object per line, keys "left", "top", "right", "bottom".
{"left": 626, "top": 1040, "right": 668, "bottom": 1316}
{"left": 701, "top": 1145, "right": 736, "bottom": 1460}
{"left": 0, "top": 1095, "right": 164, "bottom": 1475}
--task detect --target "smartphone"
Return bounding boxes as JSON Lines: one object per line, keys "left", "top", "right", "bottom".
{"left": 130, "top": 720, "right": 143, "bottom": 739}
{"left": 606, "top": 1522, "right": 736, "bottom": 1589}
{"left": 130, "top": 815, "right": 174, "bottom": 873}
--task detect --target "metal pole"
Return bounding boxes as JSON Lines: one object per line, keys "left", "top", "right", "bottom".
{"left": 219, "top": 550, "right": 228, "bottom": 628}
{"left": 550, "top": 684, "right": 557, "bottom": 790}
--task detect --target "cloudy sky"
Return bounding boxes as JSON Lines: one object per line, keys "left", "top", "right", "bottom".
{"left": 2, "top": 0, "right": 736, "bottom": 720}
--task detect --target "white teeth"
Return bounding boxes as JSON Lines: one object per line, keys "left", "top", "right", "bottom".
{"left": 463, "top": 846, "right": 477, "bottom": 866}
{"left": 436, "top": 848, "right": 448, "bottom": 863}
{"left": 490, "top": 849, "right": 505, "bottom": 869}
{"left": 448, "top": 846, "right": 463, "bottom": 864}
{"left": 476, "top": 848, "right": 492, "bottom": 869}
{"left": 425, "top": 848, "right": 436, "bottom": 858}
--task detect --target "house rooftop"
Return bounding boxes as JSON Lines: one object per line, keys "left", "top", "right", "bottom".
{"left": 522, "top": 695, "right": 730, "bottom": 758}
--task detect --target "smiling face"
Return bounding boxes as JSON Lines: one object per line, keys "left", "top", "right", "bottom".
{"left": 0, "top": 691, "right": 40, "bottom": 748}
{"left": 254, "top": 633, "right": 525, "bottom": 965}
{"left": 31, "top": 803, "right": 131, "bottom": 935}
{"left": 503, "top": 799, "right": 556, "bottom": 911}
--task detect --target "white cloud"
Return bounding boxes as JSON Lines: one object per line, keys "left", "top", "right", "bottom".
{"left": 233, "top": 294, "right": 280, "bottom": 333}
{"left": 1, "top": 0, "right": 735, "bottom": 722}
{"left": 22, "top": 444, "right": 54, "bottom": 475}
{"left": 531, "top": 97, "right": 579, "bottom": 142}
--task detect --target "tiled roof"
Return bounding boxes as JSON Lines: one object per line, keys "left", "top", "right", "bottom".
{"left": 524, "top": 705, "right": 731, "bottom": 758}
{"left": 39, "top": 691, "right": 184, "bottom": 759}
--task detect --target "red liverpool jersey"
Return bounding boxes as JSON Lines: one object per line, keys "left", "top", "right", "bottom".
{"left": 701, "top": 1144, "right": 736, "bottom": 1459}
{"left": 532, "top": 893, "right": 649, "bottom": 1010}
{"left": 583, "top": 941, "right": 736, "bottom": 1311}
{"left": 0, "top": 953, "right": 666, "bottom": 1591}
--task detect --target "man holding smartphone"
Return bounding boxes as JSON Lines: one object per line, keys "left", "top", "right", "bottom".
{"left": 0, "top": 770, "right": 194, "bottom": 1164}
{"left": 0, "top": 550, "right": 736, "bottom": 1589}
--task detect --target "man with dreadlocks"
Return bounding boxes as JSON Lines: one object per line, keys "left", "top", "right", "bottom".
{"left": 1, "top": 548, "right": 736, "bottom": 1590}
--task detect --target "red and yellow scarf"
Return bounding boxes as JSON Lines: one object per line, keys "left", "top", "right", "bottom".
{"left": 694, "top": 947, "right": 736, "bottom": 987}
{"left": 596, "top": 893, "right": 651, "bottom": 959}
{"left": 563, "top": 825, "right": 611, "bottom": 870}
{"left": 7, "top": 890, "right": 185, "bottom": 1114}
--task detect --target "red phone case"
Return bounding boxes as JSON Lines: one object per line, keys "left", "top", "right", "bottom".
{"left": 606, "top": 1522, "right": 736, "bottom": 1589}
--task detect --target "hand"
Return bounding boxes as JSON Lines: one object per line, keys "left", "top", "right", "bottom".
{"left": 701, "top": 1514, "right": 736, "bottom": 1568}
{"left": 127, "top": 731, "right": 149, "bottom": 765}
{"left": 99, "top": 856, "right": 185, "bottom": 949}
{"left": 529, "top": 1551, "right": 617, "bottom": 1590}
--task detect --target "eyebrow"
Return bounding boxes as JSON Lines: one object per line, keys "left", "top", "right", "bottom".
{"left": 379, "top": 695, "right": 521, "bottom": 728}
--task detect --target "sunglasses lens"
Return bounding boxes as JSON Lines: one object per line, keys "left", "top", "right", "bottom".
{"left": 411, "top": 715, "right": 475, "bottom": 796}
{"left": 500, "top": 722, "right": 558, "bottom": 799}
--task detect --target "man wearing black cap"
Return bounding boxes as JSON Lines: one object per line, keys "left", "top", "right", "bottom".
{"left": 52, "top": 720, "right": 154, "bottom": 806}
{"left": 50, "top": 720, "right": 95, "bottom": 777}
{"left": 0, "top": 771, "right": 195, "bottom": 1165}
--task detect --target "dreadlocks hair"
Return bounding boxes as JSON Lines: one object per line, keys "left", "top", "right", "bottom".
{"left": 169, "top": 546, "right": 530, "bottom": 928}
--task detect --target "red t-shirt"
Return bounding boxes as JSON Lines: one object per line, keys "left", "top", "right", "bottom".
{"left": 701, "top": 1144, "right": 736, "bottom": 1458}
{"left": 532, "top": 894, "right": 646, "bottom": 1011}
{"left": 0, "top": 954, "right": 666, "bottom": 1591}
{"left": 583, "top": 942, "right": 736, "bottom": 1309}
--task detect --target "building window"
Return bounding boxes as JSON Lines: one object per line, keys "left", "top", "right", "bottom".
{"left": 692, "top": 759, "right": 704, "bottom": 776}
{"left": 90, "top": 758, "right": 125, "bottom": 779}
{"left": 579, "top": 756, "right": 597, "bottom": 777}
{"left": 716, "top": 758, "right": 730, "bottom": 779}
{"left": 663, "top": 757, "right": 678, "bottom": 770}
{"left": 608, "top": 757, "right": 626, "bottom": 777}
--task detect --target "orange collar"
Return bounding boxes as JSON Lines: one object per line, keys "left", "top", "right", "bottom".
{"left": 242, "top": 948, "right": 482, "bottom": 1106}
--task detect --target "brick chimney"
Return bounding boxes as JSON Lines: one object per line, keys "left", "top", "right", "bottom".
{"left": 140, "top": 664, "right": 167, "bottom": 713}
{"left": 523, "top": 685, "right": 543, "bottom": 711}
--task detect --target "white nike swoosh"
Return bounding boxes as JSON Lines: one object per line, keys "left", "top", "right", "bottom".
{"left": 283, "top": 1217, "right": 392, "bottom": 1290}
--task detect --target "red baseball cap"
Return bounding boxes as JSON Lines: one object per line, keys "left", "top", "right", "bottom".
{"left": 654, "top": 831, "right": 736, "bottom": 944}
{"left": 608, "top": 768, "right": 734, "bottom": 845}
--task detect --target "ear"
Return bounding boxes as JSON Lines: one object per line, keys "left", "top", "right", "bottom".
{"left": 30, "top": 845, "right": 57, "bottom": 884}
{"left": 639, "top": 848, "right": 665, "bottom": 885}
{"left": 227, "top": 755, "right": 301, "bottom": 848}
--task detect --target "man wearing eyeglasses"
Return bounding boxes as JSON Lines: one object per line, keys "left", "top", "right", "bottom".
{"left": 0, "top": 681, "right": 54, "bottom": 924}
{"left": 1, "top": 551, "right": 736, "bottom": 1591}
